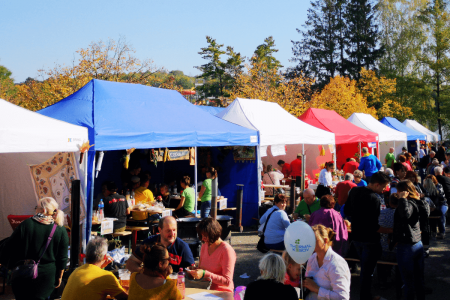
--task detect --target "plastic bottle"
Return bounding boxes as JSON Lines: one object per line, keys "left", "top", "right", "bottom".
{"left": 177, "top": 267, "right": 185, "bottom": 298}
{"left": 131, "top": 190, "right": 135, "bottom": 206}
{"left": 98, "top": 199, "right": 104, "bottom": 222}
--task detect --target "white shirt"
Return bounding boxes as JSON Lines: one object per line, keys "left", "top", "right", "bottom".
{"left": 318, "top": 169, "right": 332, "bottom": 187}
{"left": 263, "top": 171, "right": 284, "bottom": 195}
{"left": 306, "top": 247, "right": 351, "bottom": 300}
{"left": 419, "top": 149, "right": 426, "bottom": 159}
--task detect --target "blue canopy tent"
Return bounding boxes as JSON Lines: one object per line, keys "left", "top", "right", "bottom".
{"left": 197, "top": 106, "right": 225, "bottom": 116}
{"left": 38, "top": 79, "right": 259, "bottom": 237}
{"left": 380, "top": 117, "right": 427, "bottom": 155}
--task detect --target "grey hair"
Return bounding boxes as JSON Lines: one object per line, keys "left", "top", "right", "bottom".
{"left": 385, "top": 168, "right": 394, "bottom": 176}
{"left": 362, "top": 147, "right": 369, "bottom": 153}
{"left": 85, "top": 237, "right": 108, "bottom": 264}
{"left": 434, "top": 166, "right": 443, "bottom": 175}
{"left": 258, "top": 253, "right": 286, "bottom": 283}
{"left": 430, "top": 151, "right": 436, "bottom": 155}
{"left": 344, "top": 173, "right": 354, "bottom": 181}
{"left": 423, "top": 178, "right": 438, "bottom": 195}
{"left": 353, "top": 170, "right": 363, "bottom": 177}
{"left": 37, "top": 197, "right": 64, "bottom": 227}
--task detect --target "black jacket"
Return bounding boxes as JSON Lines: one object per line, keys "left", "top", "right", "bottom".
{"left": 436, "top": 175, "right": 450, "bottom": 201}
{"left": 244, "top": 279, "right": 298, "bottom": 300}
{"left": 393, "top": 198, "right": 423, "bottom": 245}
{"left": 420, "top": 155, "right": 433, "bottom": 169}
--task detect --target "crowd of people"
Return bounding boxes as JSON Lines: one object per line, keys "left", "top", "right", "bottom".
{"left": 1, "top": 145, "right": 448, "bottom": 300}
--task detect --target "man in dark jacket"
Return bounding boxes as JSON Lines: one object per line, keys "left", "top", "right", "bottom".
{"left": 344, "top": 172, "right": 392, "bottom": 300}
{"left": 435, "top": 166, "right": 450, "bottom": 201}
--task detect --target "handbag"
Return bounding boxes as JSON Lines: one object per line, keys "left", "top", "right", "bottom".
{"left": 257, "top": 209, "right": 277, "bottom": 253}
{"left": 10, "top": 224, "right": 57, "bottom": 283}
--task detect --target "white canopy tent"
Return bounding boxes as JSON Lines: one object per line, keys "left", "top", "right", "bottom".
{"left": 216, "top": 98, "right": 336, "bottom": 190}
{"left": 348, "top": 113, "right": 407, "bottom": 163}
{"left": 403, "top": 119, "right": 440, "bottom": 142}
{"left": 0, "top": 99, "right": 89, "bottom": 240}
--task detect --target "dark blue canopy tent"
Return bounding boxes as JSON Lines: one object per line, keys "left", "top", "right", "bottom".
{"left": 380, "top": 117, "right": 427, "bottom": 155}
{"left": 38, "top": 79, "right": 259, "bottom": 237}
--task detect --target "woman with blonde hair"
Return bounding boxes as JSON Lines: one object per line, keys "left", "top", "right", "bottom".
{"left": 4, "top": 197, "right": 69, "bottom": 300}
{"left": 394, "top": 180, "right": 428, "bottom": 299}
{"left": 244, "top": 253, "right": 298, "bottom": 300}
{"left": 304, "top": 225, "right": 350, "bottom": 300}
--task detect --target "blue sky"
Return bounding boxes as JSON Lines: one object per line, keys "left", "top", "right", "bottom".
{"left": 0, "top": 0, "right": 310, "bottom": 83}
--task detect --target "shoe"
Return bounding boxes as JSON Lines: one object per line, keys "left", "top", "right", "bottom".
{"left": 437, "top": 233, "right": 445, "bottom": 239}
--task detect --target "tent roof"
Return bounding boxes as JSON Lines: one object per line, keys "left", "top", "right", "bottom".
{"left": 348, "top": 113, "right": 407, "bottom": 142}
{"left": 38, "top": 80, "right": 258, "bottom": 151}
{"left": 197, "top": 106, "right": 225, "bottom": 116}
{"left": 403, "top": 119, "right": 440, "bottom": 142}
{"left": 298, "top": 108, "right": 378, "bottom": 144}
{"left": 0, "top": 99, "right": 88, "bottom": 153}
{"left": 380, "top": 117, "right": 426, "bottom": 141}
{"left": 216, "top": 98, "right": 335, "bottom": 146}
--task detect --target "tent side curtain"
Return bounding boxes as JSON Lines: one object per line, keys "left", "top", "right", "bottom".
{"left": 380, "top": 117, "right": 426, "bottom": 141}
{"left": 299, "top": 108, "right": 378, "bottom": 144}
{"left": 348, "top": 113, "right": 407, "bottom": 142}
{"left": 38, "top": 79, "right": 259, "bottom": 150}
{"left": 217, "top": 98, "right": 336, "bottom": 146}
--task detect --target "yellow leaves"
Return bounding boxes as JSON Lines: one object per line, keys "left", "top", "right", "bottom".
{"left": 309, "top": 75, "right": 377, "bottom": 119}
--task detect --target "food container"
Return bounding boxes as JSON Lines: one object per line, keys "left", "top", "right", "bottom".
{"left": 131, "top": 210, "right": 148, "bottom": 220}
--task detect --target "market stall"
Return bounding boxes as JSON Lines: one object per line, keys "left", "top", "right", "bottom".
{"left": 299, "top": 108, "right": 379, "bottom": 169}
{"left": 380, "top": 117, "right": 427, "bottom": 156}
{"left": 348, "top": 113, "right": 407, "bottom": 164}
{"left": 403, "top": 119, "right": 440, "bottom": 142}
{"left": 0, "top": 99, "right": 88, "bottom": 240}
{"left": 38, "top": 79, "right": 259, "bottom": 235}
{"left": 216, "top": 98, "right": 335, "bottom": 198}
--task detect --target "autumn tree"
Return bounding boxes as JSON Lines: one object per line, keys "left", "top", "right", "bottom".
{"left": 0, "top": 65, "right": 18, "bottom": 102}
{"left": 309, "top": 75, "right": 377, "bottom": 119}
{"left": 16, "top": 38, "right": 160, "bottom": 111}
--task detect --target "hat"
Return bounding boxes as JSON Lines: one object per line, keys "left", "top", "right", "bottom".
{"left": 297, "top": 153, "right": 302, "bottom": 157}
{"left": 130, "top": 176, "right": 140, "bottom": 183}
{"left": 402, "top": 147, "right": 407, "bottom": 151}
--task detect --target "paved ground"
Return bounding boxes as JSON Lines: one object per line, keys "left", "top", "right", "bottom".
{"left": 1, "top": 224, "right": 449, "bottom": 299}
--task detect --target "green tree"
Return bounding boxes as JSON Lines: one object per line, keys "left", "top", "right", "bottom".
{"left": 195, "top": 36, "right": 226, "bottom": 98}
{"left": 252, "top": 36, "right": 283, "bottom": 70}
{"left": 344, "top": 0, "right": 384, "bottom": 80}
{"left": 417, "top": 0, "right": 450, "bottom": 137}
{"left": 0, "top": 65, "right": 17, "bottom": 102}
{"left": 223, "top": 46, "right": 246, "bottom": 92}
{"left": 290, "top": 0, "right": 347, "bottom": 88}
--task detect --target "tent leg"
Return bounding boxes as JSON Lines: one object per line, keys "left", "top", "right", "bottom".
{"left": 87, "top": 152, "right": 96, "bottom": 242}
{"left": 301, "top": 144, "right": 305, "bottom": 191}
{"left": 257, "top": 144, "right": 261, "bottom": 207}
{"left": 194, "top": 147, "right": 198, "bottom": 217}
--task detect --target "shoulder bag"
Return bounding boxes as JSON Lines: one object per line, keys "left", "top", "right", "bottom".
{"left": 10, "top": 224, "right": 57, "bottom": 283}
{"left": 257, "top": 209, "right": 277, "bottom": 253}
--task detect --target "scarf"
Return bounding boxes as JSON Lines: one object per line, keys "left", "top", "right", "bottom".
{"left": 32, "top": 213, "right": 55, "bottom": 225}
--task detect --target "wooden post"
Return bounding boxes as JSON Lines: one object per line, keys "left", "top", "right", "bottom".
{"left": 234, "top": 184, "right": 244, "bottom": 232}
{"left": 290, "top": 180, "right": 296, "bottom": 213}
{"left": 70, "top": 180, "right": 81, "bottom": 271}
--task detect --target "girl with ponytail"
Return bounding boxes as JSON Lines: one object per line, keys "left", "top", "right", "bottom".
{"left": 304, "top": 225, "right": 351, "bottom": 299}
{"left": 127, "top": 243, "right": 182, "bottom": 300}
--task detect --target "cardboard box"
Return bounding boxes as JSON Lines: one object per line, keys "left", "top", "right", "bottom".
{"left": 218, "top": 199, "right": 227, "bottom": 210}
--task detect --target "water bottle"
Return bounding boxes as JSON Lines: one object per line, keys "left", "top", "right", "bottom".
{"left": 98, "top": 199, "right": 104, "bottom": 222}
{"left": 131, "top": 190, "right": 135, "bottom": 206}
{"left": 177, "top": 267, "right": 185, "bottom": 298}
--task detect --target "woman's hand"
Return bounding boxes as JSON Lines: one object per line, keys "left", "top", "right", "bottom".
{"left": 55, "top": 277, "right": 62, "bottom": 288}
{"left": 304, "top": 278, "right": 319, "bottom": 293}
{"left": 420, "top": 193, "right": 425, "bottom": 199}
{"left": 187, "top": 269, "right": 204, "bottom": 280}
{"left": 398, "top": 191, "right": 409, "bottom": 199}
{"left": 164, "top": 265, "right": 173, "bottom": 278}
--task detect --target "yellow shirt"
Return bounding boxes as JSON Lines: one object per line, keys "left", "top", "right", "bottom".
{"left": 61, "top": 264, "right": 125, "bottom": 300}
{"left": 134, "top": 186, "right": 155, "bottom": 205}
{"left": 128, "top": 273, "right": 182, "bottom": 300}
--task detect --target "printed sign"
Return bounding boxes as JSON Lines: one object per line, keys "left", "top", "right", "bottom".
{"left": 101, "top": 219, "right": 114, "bottom": 235}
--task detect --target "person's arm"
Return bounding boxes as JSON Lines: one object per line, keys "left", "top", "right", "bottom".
{"left": 125, "top": 254, "right": 143, "bottom": 273}
{"left": 55, "top": 228, "right": 69, "bottom": 287}
{"left": 198, "top": 186, "right": 206, "bottom": 199}
{"left": 203, "top": 246, "right": 236, "bottom": 289}
{"left": 179, "top": 242, "right": 196, "bottom": 269}
{"left": 358, "top": 159, "right": 364, "bottom": 171}
{"left": 376, "top": 158, "right": 382, "bottom": 170}
{"left": 175, "top": 196, "right": 185, "bottom": 210}
{"left": 281, "top": 211, "right": 291, "bottom": 228}
{"left": 55, "top": 270, "right": 64, "bottom": 288}
{"left": 260, "top": 208, "right": 270, "bottom": 224}
{"left": 396, "top": 192, "right": 414, "bottom": 220}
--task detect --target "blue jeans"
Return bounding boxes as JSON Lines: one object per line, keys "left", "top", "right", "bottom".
{"left": 439, "top": 204, "right": 448, "bottom": 234}
{"left": 353, "top": 241, "right": 382, "bottom": 300}
{"left": 397, "top": 241, "right": 425, "bottom": 300}
{"left": 265, "top": 240, "right": 285, "bottom": 251}
{"left": 200, "top": 201, "right": 211, "bottom": 218}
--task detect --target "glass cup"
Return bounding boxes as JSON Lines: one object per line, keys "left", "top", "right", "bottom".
{"left": 281, "top": 180, "right": 286, "bottom": 186}
{"left": 119, "top": 269, "right": 131, "bottom": 290}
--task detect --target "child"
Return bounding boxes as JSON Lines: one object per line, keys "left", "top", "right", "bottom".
{"left": 282, "top": 250, "right": 301, "bottom": 288}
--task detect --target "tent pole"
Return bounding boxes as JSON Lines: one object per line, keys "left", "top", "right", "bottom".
{"left": 302, "top": 144, "right": 305, "bottom": 191}
{"left": 194, "top": 147, "right": 198, "bottom": 217}
{"left": 87, "top": 152, "right": 96, "bottom": 242}
{"left": 359, "top": 142, "right": 362, "bottom": 160}
{"left": 257, "top": 144, "right": 261, "bottom": 207}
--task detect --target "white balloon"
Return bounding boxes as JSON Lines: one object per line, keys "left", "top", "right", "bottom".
{"left": 284, "top": 220, "right": 316, "bottom": 264}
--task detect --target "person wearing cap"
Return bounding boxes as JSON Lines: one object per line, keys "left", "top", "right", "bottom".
{"left": 104, "top": 182, "right": 130, "bottom": 232}
{"left": 135, "top": 174, "right": 155, "bottom": 205}
{"left": 396, "top": 147, "right": 408, "bottom": 161}
{"left": 290, "top": 154, "right": 303, "bottom": 186}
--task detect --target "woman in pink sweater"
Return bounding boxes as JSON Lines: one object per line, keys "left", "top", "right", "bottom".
{"left": 186, "top": 218, "right": 236, "bottom": 292}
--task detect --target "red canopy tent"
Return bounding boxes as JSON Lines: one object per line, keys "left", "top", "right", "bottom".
{"left": 299, "top": 108, "right": 379, "bottom": 168}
